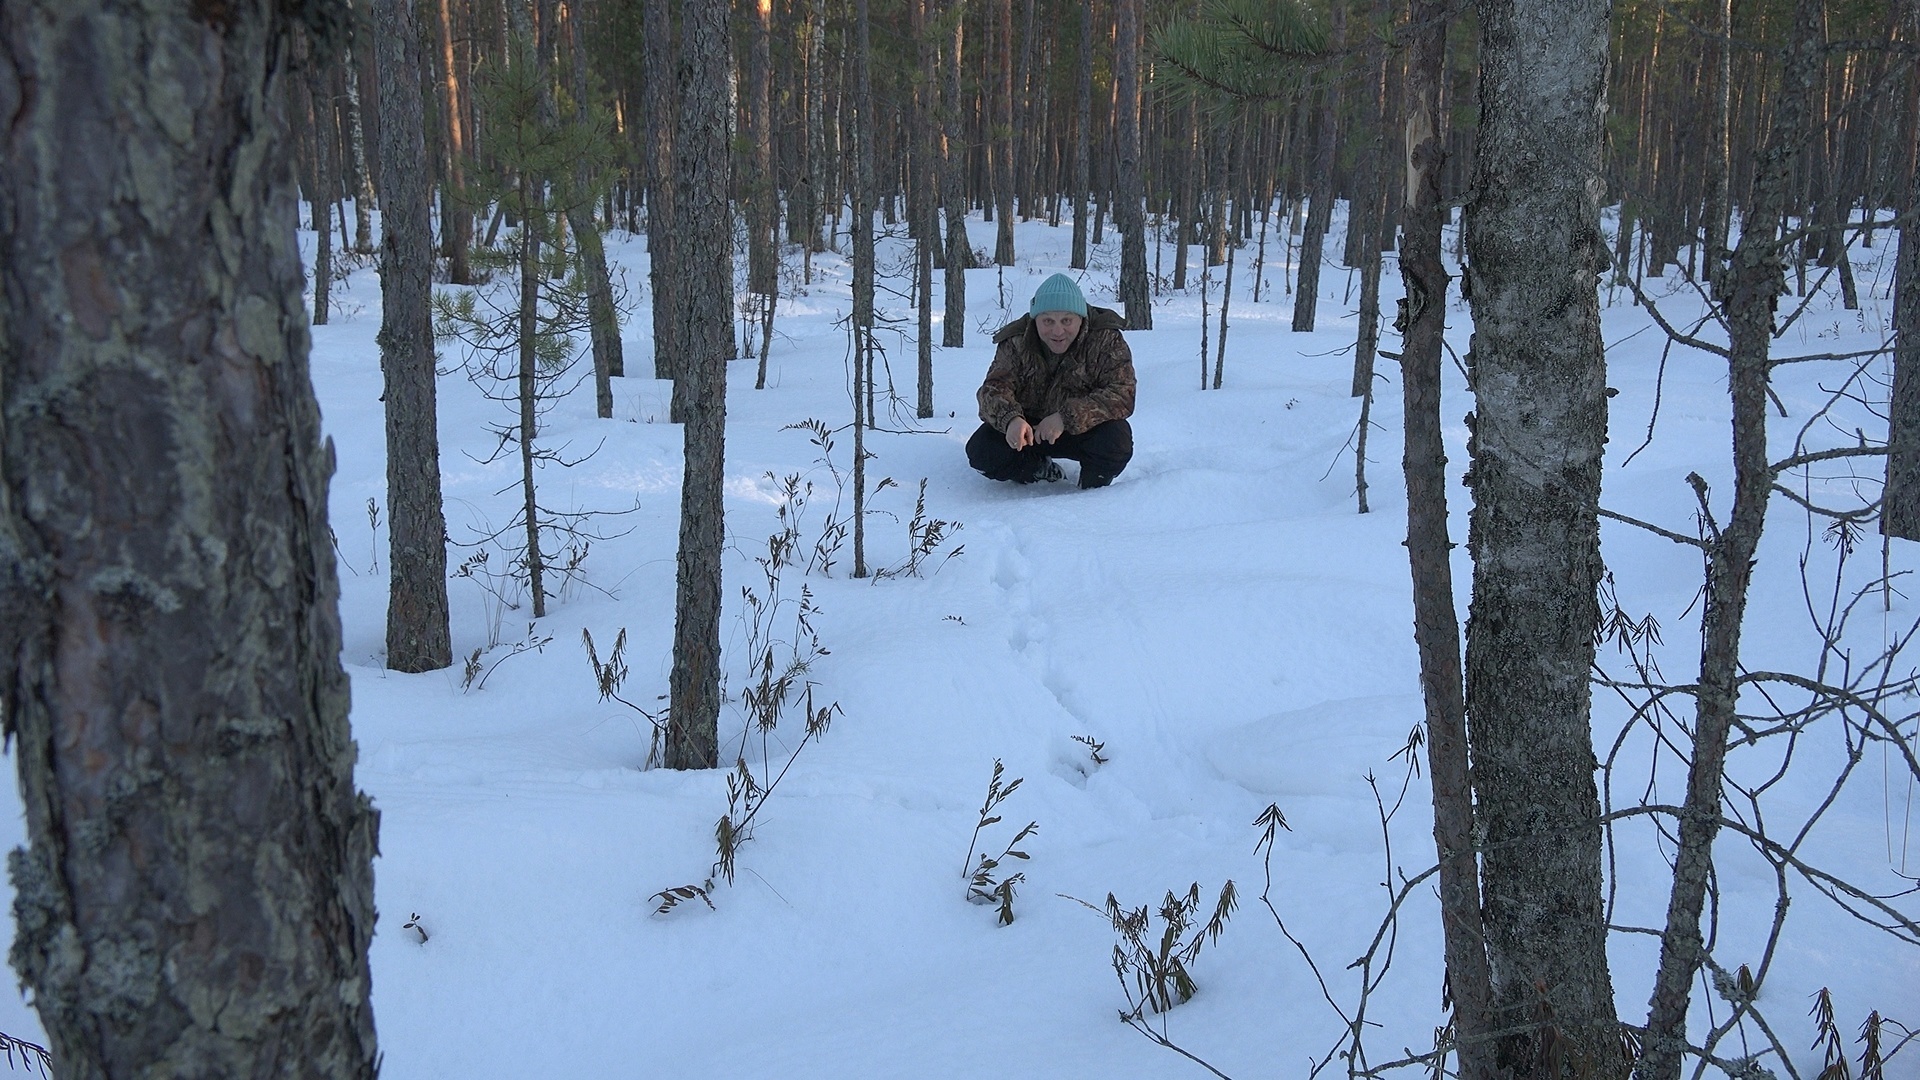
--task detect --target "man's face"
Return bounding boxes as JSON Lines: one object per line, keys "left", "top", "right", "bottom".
{"left": 1036, "top": 311, "right": 1084, "bottom": 354}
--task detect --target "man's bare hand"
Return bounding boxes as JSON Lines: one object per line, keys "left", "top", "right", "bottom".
{"left": 1005, "top": 416, "right": 1035, "bottom": 450}
{"left": 1034, "top": 413, "right": 1065, "bottom": 444}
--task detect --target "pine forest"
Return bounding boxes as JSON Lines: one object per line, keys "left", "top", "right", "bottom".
{"left": 0, "top": 0, "right": 1916, "bottom": 1078}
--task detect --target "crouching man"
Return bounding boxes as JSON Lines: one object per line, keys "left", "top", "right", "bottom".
{"left": 966, "top": 274, "right": 1136, "bottom": 490}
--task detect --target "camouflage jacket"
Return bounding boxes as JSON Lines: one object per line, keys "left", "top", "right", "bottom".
{"left": 976, "top": 305, "right": 1136, "bottom": 437}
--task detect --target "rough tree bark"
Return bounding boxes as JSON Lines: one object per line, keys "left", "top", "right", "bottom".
{"left": 666, "top": 0, "right": 733, "bottom": 770}
{"left": 375, "top": 0, "right": 454, "bottom": 674}
{"left": 1115, "top": 0, "right": 1151, "bottom": 328}
{"left": 1394, "top": 0, "right": 1493, "bottom": 1075}
{"left": 1883, "top": 6, "right": 1920, "bottom": 541}
{"left": 1636, "top": 1, "right": 1827, "bottom": 1076}
{"left": 1463, "top": 1, "right": 1624, "bottom": 1076}
{"left": 0, "top": 3, "right": 381, "bottom": 1075}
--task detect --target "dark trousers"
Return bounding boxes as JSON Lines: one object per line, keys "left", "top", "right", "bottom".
{"left": 966, "top": 418, "right": 1133, "bottom": 486}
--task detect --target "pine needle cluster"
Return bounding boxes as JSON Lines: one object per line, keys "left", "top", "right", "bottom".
{"left": 1154, "top": 0, "right": 1331, "bottom": 108}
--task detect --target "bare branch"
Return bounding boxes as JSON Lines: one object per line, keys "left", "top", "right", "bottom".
{"left": 1769, "top": 445, "right": 1889, "bottom": 474}
{"left": 1599, "top": 507, "right": 1709, "bottom": 549}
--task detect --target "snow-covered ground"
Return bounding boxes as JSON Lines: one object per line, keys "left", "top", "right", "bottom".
{"left": 0, "top": 205, "right": 1912, "bottom": 1077}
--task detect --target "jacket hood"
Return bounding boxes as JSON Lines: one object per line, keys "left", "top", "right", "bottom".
{"left": 992, "top": 304, "right": 1127, "bottom": 346}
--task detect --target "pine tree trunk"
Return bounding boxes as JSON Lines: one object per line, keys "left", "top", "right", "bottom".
{"left": 1395, "top": 1, "right": 1493, "bottom": 1075}
{"left": 1070, "top": 0, "right": 1092, "bottom": 270}
{"left": 1884, "top": 71, "right": 1920, "bottom": 540}
{"left": 1013, "top": 0, "right": 1038, "bottom": 222}
{"left": 308, "top": 48, "right": 337, "bottom": 326}
{"left": 1703, "top": 0, "right": 1733, "bottom": 297}
{"left": 852, "top": 0, "right": 877, "bottom": 579}
{"left": 666, "top": 0, "right": 733, "bottom": 771}
{"left": 342, "top": 20, "right": 378, "bottom": 255}
{"left": 941, "top": 0, "right": 969, "bottom": 348}
{"left": 0, "top": 5, "right": 380, "bottom": 1074}
{"left": 1208, "top": 127, "right": 1229, "bottom": 268}
{"left": 516, "top": 169, "right": 548, "bottom": 620}
{"left": 992, "top": 0, "right": 1015, "bottom": 265}
{"left": 1464, "top": 2, "right": 1624, "bottom": 1075}
{"left": 644, "top": 0, "right": 683, "bottom": 384}
{"left": 807, "top": 0, "right": 828, "bottom": 260}
{"left": 1173, "top": 109, "right": 1195, "bottom": 291}
{"left": 912, "top": 0, "right": 936, "bottom": 418}
{"left": 435, "top": 0, "right": 478, "bottom": 283}
{"left": 375, "top": 0, "right": 454, "bottom": 674}
{"left": 1351, "top": 0, "right": 1391, "bottom": 399}
{"left": 746, "top": 0, "right": 777, "bottom": 300}
{"left": 568, "top": 2, "right": 624, "bottom": 406}
{"left": 1114, "top": 0, "right": 1150, "bottom": 328}
{"left": 1293, "top": 5, "right": 1343, "bottom": 332}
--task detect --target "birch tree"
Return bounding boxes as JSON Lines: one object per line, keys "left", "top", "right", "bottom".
{"left": 1462, "top": 0, "right": 1625, "bottom": 1074}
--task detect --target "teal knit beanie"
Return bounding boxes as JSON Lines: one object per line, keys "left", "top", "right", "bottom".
{"left": 1029, "top": 273, "right": 1088, "bottom": 318}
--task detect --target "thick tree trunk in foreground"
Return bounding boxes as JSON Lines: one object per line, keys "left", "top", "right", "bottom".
{"left": 1114, "top": 0, "right": 1151, "bottom": 328}
{"left": 666, "top": 0, "right": 733, "bottom": 770}
{"left": 1394, "top": 1, "right": 1493, "bottom": 1076}
{"left": 1636, "top": 2, "right": 1825, "bottom": 1076}
{"left": 0, "top": 4, "right": 380, "bottom": 1075}
{"left": 375, "top": 0, "right": 454, "bottom": 674}
{"left": 1463, "top": 2, "right": 1624, "bottom": 1076}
